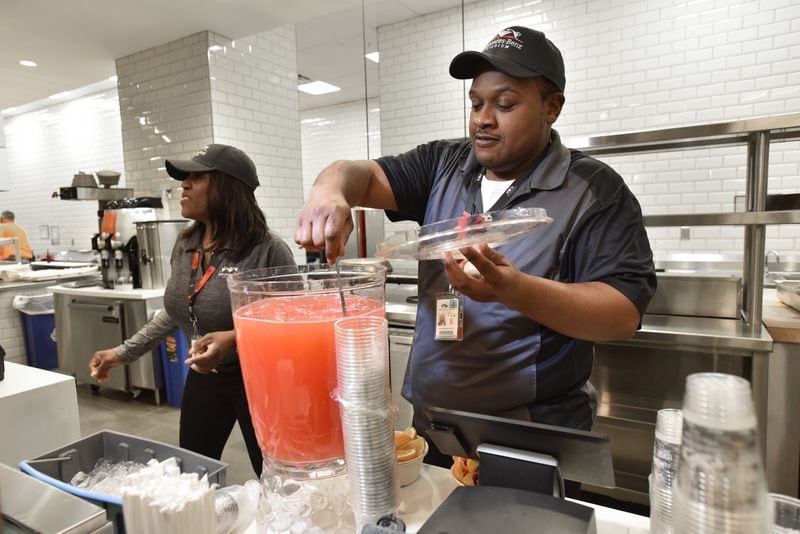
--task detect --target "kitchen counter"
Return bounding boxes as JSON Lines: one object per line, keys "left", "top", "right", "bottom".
{"left": 762, "top": 288, "right": 800, "bottom": 344}
{"left": 0, "top": 275, "right": 98, "bottom": 293}
{"left": 50, "top": 284, "right": 165, "bottom": 300}
{"left": 0, "top": 362, "right": 81, "bottom": 467}
{"left": 243, "top": 465, "right": 651, "bottom": 533}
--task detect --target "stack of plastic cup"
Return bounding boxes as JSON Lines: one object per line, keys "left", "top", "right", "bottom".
{"left": 650, "top": 408, "right": 683, "bottom": 534}
{"left": 334, "top": 315, "right": 399, "bottom": 531}
{"left": 771, "top": 493, "right": 800, "bottom": 533}
{"left": 673, "top": 372, "right": 771, "bottom": 534}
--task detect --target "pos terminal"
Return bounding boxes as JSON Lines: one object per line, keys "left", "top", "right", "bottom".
{"left": 416, "top": 407, "right": 616, "bottom": 534}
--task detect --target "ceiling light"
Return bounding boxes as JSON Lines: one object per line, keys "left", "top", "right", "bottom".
{"left": 365, "top": 52, "right": 380, "bottom": 63}
{"left": 19, "top": 59, "right": 37, "bottom": 68}
{"left": 1, "top": 107, "right": 17, "bottom": 114}
{"left": 48, "top": 91, "right": 71, "bottom": 99}
{"left": 108, "top": 75, "right": 118, "bottom": 83}
{"left": 298, "top": 81, "right": 341, "bottom": 95}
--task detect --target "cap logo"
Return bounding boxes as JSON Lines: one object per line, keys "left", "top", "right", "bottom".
{"left": 485, "top": 28, "right": 524, "bottom": 52}
{"left": 195, "top": 145, "right": 210, "bottom": 157}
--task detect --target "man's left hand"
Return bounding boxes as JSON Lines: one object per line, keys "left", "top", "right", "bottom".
{"left": 442, "top": 243, "right": 520, "bottom": 304}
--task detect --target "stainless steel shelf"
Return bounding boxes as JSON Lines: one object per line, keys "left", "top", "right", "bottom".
{"left": 605, "top": 314, "right": 774, "bottom": 354}
{"left": 574, "top": 113, "right": 800, "bottom": 155}
{"left": 59, "top": 186, "right": 134, "bottom": 201}
{"left": 644, "top": 210, "right": 800, "bottom": 226}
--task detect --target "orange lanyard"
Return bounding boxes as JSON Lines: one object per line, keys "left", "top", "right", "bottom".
{"left": 187, "top": 249, "right": 225, "bottom": 336}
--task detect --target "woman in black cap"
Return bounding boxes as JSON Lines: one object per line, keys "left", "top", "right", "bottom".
{"left": 89, "top": 143, "right": 295, "bottom": 477}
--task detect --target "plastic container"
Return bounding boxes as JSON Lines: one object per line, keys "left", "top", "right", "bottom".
{"left": 19, "top": 430, "right": 228, "bottom": 534}
{"left": 673, "top": 373, "right": 770, "bottom": 534}
{"left": 159, "top": 330, "right": 190, "bottom": 407}
{"left": 650, "top": 408, "right": 683, "bottom": 534}
{"left": 13, "top": 293, "right": 58, "bottom": 369}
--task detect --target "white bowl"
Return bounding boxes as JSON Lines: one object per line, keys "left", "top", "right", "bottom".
{"left": 397, "top": 439, "right": 428, "bottom": 487}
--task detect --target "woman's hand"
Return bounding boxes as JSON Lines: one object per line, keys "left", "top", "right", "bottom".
{"left": 185, "top": 330, "right": 236, "bottom": 374}
{"left": 89, "top": 349, "right": 122, "bottom": 383}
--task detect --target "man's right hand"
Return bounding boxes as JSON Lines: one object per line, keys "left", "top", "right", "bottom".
{"left": 295, "top": 184, "right": 354, "bottom": 265}
{"left": 295, "top": 160, "right": 398, "bottom": 266}
{"left": 89, "top": 349, "right": 121, "bottom": 383}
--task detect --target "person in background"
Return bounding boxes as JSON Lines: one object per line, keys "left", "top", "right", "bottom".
{"left": 0, "top": 211, "right": 34, "bottom": 262}
{"left": 295, "top": 26, "right": 656, "bottom": 471}
{"left": 90, "top": 144, "right": 296, "bottom": 477}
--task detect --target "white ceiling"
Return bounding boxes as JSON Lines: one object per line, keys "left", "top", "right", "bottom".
{"left": 0, "top": 0, "right": 463, "bottom": 113}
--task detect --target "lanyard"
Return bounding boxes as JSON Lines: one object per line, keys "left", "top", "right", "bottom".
{"left": 187, "top": 249, "right": 226, "bottom": 337}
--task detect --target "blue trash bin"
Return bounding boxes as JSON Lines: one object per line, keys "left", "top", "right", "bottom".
{"left": 19, "top": 312, "right": 58, "bottom": 369}
{"left": 160, "top": 330, "right": 190, "bottom": 407}
{"left": 13, "top": 293, "right": 58, "bottom": 370}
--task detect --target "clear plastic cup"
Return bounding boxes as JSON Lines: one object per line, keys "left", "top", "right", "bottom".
{"left": 771, "top": 493, "right": 800, "bottom": 533}
{"left": 335, "top": 316, "right": 399, "bottom": 530}
{"left": 650, "top": 408, "right": 683, "bottom": 534}
{"left": 673, "top": 373, "right": 770, "bottom": 534}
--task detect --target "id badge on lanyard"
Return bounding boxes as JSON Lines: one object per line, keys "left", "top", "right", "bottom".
{"left": 434, "top": 286, "right": 464, "bottom": 341}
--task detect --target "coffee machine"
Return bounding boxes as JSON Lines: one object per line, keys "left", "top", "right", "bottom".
{"left": 92, "top": 198, "right": 162, "bottom": 290}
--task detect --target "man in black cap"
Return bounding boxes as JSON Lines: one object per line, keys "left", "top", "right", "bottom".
{"left": 296, "top": 27, "right": 656, "bottom": 467}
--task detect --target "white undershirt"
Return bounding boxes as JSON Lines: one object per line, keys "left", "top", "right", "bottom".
{"left": 481, "top": 176, "right": 513, "bottom": 211}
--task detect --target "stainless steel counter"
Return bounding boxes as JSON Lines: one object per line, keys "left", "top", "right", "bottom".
{"left": 50, "top": 284, "right": 165, "bottom": 300}
{"left": 51, "top": 285, "right": 166, "bottom": 402}
{"left": 629, "top": 314, "right": 772, "bottom": 353}
{"left": 0, "top": 462, "right": 111, "bottom": 533}
{"left": 384, "top": 277, "right": 797, "bottom": 501}
{"left": 0, "top": 276, "right": 98, "bottom": 293}
{"left": 385, "top": 277, "right": 774, "bottom": 353}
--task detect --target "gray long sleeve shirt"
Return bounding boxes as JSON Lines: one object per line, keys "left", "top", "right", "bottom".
{"left": 114, "top": 227, "right": 296, "bottom": 364}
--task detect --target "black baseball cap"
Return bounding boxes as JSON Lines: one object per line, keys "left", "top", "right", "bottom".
{"left": 165, "top": 144, "right": 259, "bottom": 189}
{"left": 449, "top": 26, "right": 565, "bottom": 92}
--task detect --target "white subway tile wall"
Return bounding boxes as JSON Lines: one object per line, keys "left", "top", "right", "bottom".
{"left": 377, "top": 0, "right": 800, "bottom": 258}
{"left": 3, "top": 90, "right": 125, "bottom": 254}
{"left": 208, "top": 27, "right": 304, "bottom": 256}
{"left": 300, "top": 98, "right": 382, "bottom": 197}
{"left": 116, "top": 32, "right": 215, "bottom": 218}
{"left": 2, "top": 0, "right": 799, "bottom": 270}
{"left": 299, "top": 99, "right": 388, "bottom": 256}
{"left": 3, "top": 91, "right": 124, "bottom": 365}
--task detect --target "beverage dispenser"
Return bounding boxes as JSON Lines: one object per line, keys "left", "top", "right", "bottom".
{"left": 227, "top": 264, "right": 387, "bottom": 530}
{"left": 93, "top": 204, "right": 157, "bottom": 289}
{"left": 135, "top": 220, "right": 190, "bottom": 289}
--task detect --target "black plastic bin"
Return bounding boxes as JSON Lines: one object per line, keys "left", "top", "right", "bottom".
{"left": 19, "top": 429, "right": 228, "bottom": 534}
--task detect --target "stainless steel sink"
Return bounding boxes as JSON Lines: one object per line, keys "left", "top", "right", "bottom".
{"left": 765, "top": 271, "right": 800, "bottom": 287}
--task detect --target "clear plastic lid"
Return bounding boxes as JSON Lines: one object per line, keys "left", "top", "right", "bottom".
{"left": 376, "top": 207, "right": 551, "bottom": 260}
